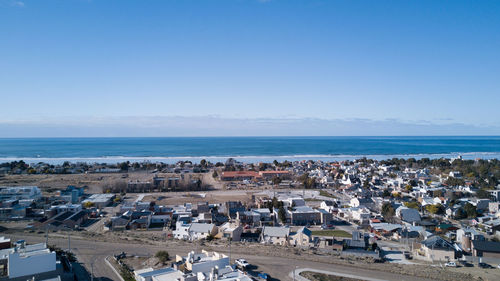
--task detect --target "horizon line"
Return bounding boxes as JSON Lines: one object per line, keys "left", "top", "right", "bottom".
{"left": 1, "top": 135, "right": 500, "bottom": 139}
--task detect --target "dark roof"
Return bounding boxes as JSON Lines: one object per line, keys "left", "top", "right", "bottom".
{"left": 241, "top": 232, "right": 260, "bottom": 238}
{"left": 322, "top": 200, "right": 334, "bottom": 206}
{"left": 421, "top": 236, "right": 454, "bottom": 251}
{"left": 54, "top": 211, "right": 74, "bottom": 221}
{"left": 472, "top": 241, "right": 500, "bottom": 253}
{"left": 50, "top": 221, "right": 63, "bottom": 227}
{"left": 418, "top": 220, "right": 438, "bottom": 226}
{"left": 67, "top": 210, "right": 86, "bottom": 222}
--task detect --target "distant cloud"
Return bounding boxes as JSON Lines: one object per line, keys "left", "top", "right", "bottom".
{"left": 0, "top": 116, "right": 499, "bottom": 137}
{"left": 11, "top": 1, "right": 24, "bottom": 7}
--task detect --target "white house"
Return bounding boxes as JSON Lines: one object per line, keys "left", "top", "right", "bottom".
{"left": 173, "top": 222, "right": 191, "bottom": 240}
{"left": 289, "top": 227, "right": 312, "bottom": 247}
{"left": 135, "top": 267, "right": 180, "bottom": 281}
{"left": 0, "top": 186, "right": 42, "bottom": 201}
{"left": 189, "top": 223, "right": 218, "bottom": 240}
{"left": 4, "top": 242, "right": 56, "bottom": 279}
{"left": 260, "top": 226, "right": 290, "bottom": 245}
{"left": 320, "top": 200, "right": 336, "bottom": 213}
{"left": 395, "top": 206, "right": 421, "bottom": 224}
{"left": 216, "top": 222, "right": 243, "bottom": 241}
{"left": 179, "top": 250, "right": 230, "bottom": 275}
{"left": 350, "top": 207, "right": 370, "bottom": 226}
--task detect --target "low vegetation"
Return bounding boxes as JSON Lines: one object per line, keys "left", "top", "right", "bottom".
{"left": 119, "top": 263, "right": 135, "bottom": 281}
{"left": 319, "top": 190, "right": 337, "bottom": 198}
{"left": 155, "top": 250, "right": 170, "bottom": 264}
{"left": 300, "top": 271, "right": 362, "bottom": 281}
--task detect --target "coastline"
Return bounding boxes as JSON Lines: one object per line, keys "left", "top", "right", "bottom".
{"left": 2, "top": 151, "right": 500, "bottom": 165}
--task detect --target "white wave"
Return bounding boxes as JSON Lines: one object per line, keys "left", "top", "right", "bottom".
{"left": 1, "top": 151, "right": 500, "bottom": 164}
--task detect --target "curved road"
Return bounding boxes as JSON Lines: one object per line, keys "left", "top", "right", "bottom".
{"left": 10, "top": 234, "right": 431, "bottom": 281}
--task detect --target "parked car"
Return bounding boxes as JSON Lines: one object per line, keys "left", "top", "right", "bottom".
{"left": 445, "top": 262, "right": 457, "bottom": 267}
{"left": 478, "top": 262, "right": 493, "bottom": 269}
{"left": 497, "top": 264, "right": 500, "bottom": 269}
{"left": 459, "top": 261, "right": 473, "bottom": 267}
{"left": 235, "top": 258, "right": 250, "bottom": 269}
{"left": 403, "top": 251, "right": 413, "bottom": 260}
{"left": 257, "top": 273, "right": 269, "bottom": 280}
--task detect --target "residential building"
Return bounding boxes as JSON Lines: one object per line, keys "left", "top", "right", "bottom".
{"left": 471, "top": 240, "right": 500, "bottom": 258}
{"left": 177, "top": 250, "right": 230, "bottom": 275}
{"left": 189, "top": 223, "right": 218, "bottom": 240}
{"left": 395, "top": 206, "right": 421, "bottom": 224}
{"left": 82, "top": 194, "right": 115, "bottom": 208}
{"left": 0, "top": 186, "right": 42, "bottom": 201}
{"left": 0, "top": 241, "right": 56, "bottom": 279}
{"left": 289, "top": 206, "right": 321, "bottom": 225}
{"left": 260, "top": 226, "right": 290, "bottom": 245}
{"left": 415, "top": 236, "right": 458, "bottom": 262}
{"left": 289, "top": 227, "right": 312, "bottom": 247}
{"left": 216, "top": 222, "right": 242, "bottom": 241}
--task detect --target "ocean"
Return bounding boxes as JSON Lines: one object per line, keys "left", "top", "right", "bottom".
{"left": 0, "top": 136, "right": 500, "bottom": 164}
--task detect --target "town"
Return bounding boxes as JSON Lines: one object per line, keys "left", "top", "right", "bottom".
{"left": 1, "top": 157, "right": 500, "bottom": 281}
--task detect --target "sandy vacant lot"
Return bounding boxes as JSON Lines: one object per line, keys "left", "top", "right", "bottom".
{"left": 0, "top": 171, "right": 217, "bottom": 195}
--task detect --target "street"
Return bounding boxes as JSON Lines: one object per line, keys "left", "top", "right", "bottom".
{"left": 8, "top": 233, "right": 431, "bottom": 281}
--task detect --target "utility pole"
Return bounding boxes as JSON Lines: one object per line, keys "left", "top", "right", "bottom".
{"left": 229, "top": 238, "right": 232, "bottom": 265}
{"left": 68, "top": 233, "right": 71, "bottom": 253}
{"left": 91, "top": 261, "right": 94, "bottom": 281}
{"left": 45, "top": 225, "right": 48, "bottom": 245}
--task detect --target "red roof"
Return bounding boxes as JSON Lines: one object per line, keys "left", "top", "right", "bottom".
{"left": 221, "top": 171, "right": 260, "bottom": 177}
{"left": 259, "top": 171, "right": 290, "bottom": 174}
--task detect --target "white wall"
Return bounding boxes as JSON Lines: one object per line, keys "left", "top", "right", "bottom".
{"left": 190, "top": 257, "right": 229, "bottom": 274}
{"left": 8, "top": 251, "right": 56, "bottom": 278}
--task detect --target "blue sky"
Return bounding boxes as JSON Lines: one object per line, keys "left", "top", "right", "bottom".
{"left": 1, "top": 0, "right": 499, "bottom": 136}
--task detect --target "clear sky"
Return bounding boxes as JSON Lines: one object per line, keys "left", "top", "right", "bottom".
{"left": 1, "top": 0, "right": 499, "bottom": 137}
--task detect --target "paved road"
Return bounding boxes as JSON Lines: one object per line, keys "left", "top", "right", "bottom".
{"left": 292, "top": 268, "right": 388, "bottom": 281}
{"left": 9, "top": 233, "right": 431, "bottom": 281}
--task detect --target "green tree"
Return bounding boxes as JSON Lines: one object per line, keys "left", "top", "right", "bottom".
{"left": 433, "top": 190, "right": 444, "bottom": 198}
{"left": 212, "top": 170, "right": 218, "bottom": 178}
{"left": 278, "top": 206, "right": 287, "bottom": 224}
{"left": 445, "top": 177, "right": 465, "bottom": 187}
{"left": 83, "top": 201, "right": 95, "bottom": 209}
{"left": 425, "top": 204, "right": 444, "bottom": 215}
{"left": 363, "top": 180, "right": 370, "bottom": 188}
{"left": 382, "top": 189, "right": 391, "bottom": 198}
{"left": 381, "top": 202, "right": 395, "bottom": 221}
{"left": 404, "top": 201, "right": 420, "bottom": 209}
{"left": 200, "top": 159, "right": 207, "bottom": 168}
{"left": 155, "top": 251, "right": 170, "bottom": 264}
{"left": 119, "top": 162, "right": 129, "bottom": 172}
{"left": 464, "top": 203, "right": 477, "bottom": 218}
{"left": 476, "top": 189, "right": 491, "bottom": 199}
{"left": 454, "top": 208, "right": 467, "bottom": 220}
{"left": 272, "top": 176, "right": 282, "bottom": 185}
